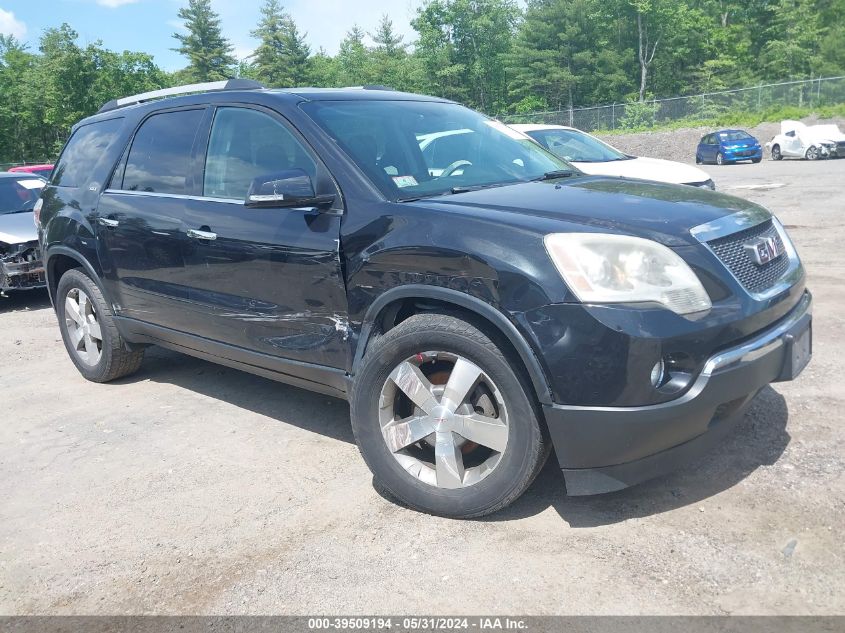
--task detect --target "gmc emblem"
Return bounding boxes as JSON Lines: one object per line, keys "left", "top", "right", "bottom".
{"left": 745, "top": 236, "right": 783, "bottom": 266}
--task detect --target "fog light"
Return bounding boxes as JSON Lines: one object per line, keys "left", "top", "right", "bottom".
{"left": 650, "top": 360, "right": 665, "bottom": 388}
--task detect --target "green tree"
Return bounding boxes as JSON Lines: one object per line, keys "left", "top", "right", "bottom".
{"left": 0, "top": 36, "right": 44, "bottom": 162}
{"left": 172, "top": 0, "right": 236, "bottom": 81}
{"left": 761, "top": 0, "right": 825, "bottom": 80}
{"left": 250, "top": 0, "right": 311, "bottom": 87}
{"left": 507, "top": 0, "right": 630, "bottom": 114}
{"left": 370, "top": 15, "right": 412, "bottom": 90}
{"left": 412, "top": 0, "right": 519, "bottom": 112}
{"left": 308, "top": 47, "right": 340, "bottom": 86}
{"left": 337, "top": 25, "right": 371, "bottom": 85}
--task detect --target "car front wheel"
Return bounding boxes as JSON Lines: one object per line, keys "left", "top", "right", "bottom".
{"left": 350, "top": 313, "right": 549, "bottom": 518}
{"left": 772, "top": 145, "right": 783, "bottom": 161}
{"left": 716, "top": 152, "right": 725, "bottom": 165}
{"left": 806, "top": 146, "right": 820, "bottom": 160}
{"left": 56, "top": 268, "right": 144, "bottom": 382}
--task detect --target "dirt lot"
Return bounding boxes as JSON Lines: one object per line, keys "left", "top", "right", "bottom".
{"left": 1, "top": 155, "right": 844, "bottom": 616}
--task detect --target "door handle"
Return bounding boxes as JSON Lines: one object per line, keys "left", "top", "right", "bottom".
{"left": 98, "top": 217, "right": 119, "bottom": 228}
{"left": 187, "top": 228, "right": 217, "bottom": 241}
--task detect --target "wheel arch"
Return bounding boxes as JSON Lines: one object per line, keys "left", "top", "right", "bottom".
{"left": 45, "top": 247, "right": 110, "bottom": 311}
{"left": 352, "top": 285, "right": 554, "bottom": 406}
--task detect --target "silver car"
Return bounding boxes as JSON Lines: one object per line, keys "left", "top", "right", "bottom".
{"left": 0, "top": 172, "right": 46, "bottom": 293}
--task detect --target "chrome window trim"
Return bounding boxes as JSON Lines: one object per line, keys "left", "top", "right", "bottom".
{"left": 691, "top": 210, "right": 803, "bottom": 301}
{"left": 102, "top": 189, "right": 243, "bottom": 205}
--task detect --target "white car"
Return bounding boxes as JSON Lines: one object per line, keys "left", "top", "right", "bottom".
{"left": 766, "top": 120, "right": 845, "bottom": 161}
{"left": 511, "top": 124, "right": 714, "bottom": 189}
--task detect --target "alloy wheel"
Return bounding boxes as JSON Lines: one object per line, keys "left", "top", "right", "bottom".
{"left": 378, "top": 351, "right": 509, "bottom": 489}
{"left": 64, "top": 288, "right": 103, "bottom": 366}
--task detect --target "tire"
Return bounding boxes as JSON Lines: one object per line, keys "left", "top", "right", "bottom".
{"left": 56, "top": 268, "right": 144, "bottom": 382}
{"left": 716, "top": 152, "right": 725, "bottom": 165}
{"left": 752, "top": 157, "right": 762, "bottom": 164}
{"left": 695, "top": 154, "right": 702, "bottom": 165}
{"left": 772, "top": 145, "right": 782, "bottom": 161}
{"left": 350, "top": 313, "right": 549, "bottom": 518}
{"left": 806, "top": 146, "right": 820, "bottom": 161}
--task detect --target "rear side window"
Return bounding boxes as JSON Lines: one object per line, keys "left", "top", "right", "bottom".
{"left": 121, "top": 109, "right": 204, "bottom": 194}
{"left": 203, "top": 107, "right": 317, "bottom": 200}
{"left": 52, "top": 118, "right": 123, "bottom": 188}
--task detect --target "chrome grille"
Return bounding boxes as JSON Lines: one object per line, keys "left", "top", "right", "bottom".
{"left": 707, "top": 220, "right": 789, "bottom": 294}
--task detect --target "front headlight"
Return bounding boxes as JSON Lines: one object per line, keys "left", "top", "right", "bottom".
{"left": 544, "top": 233, "right": 712, "bottom": 315}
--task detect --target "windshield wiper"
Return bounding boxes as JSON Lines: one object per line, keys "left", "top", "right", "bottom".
{"left": 396, "top": 181, "right": 514, "bottom": 202}
{"left": 532, "top": 169, "right": 574, "bottom": 181}
{"left": 449, "top": 184, "right": 501, "bottom": 194}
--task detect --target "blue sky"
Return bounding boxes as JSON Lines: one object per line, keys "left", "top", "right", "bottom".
{"left": 0, "top": 0, "right": 422, "bottom": 71}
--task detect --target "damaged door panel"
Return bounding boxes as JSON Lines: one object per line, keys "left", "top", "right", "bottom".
{"left": 180, "top": 198, "right": 348, "bottom": 369}
{"left": 177, "top": 105, "right": 349, "bottom": 369}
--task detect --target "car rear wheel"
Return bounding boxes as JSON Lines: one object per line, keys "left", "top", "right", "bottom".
{"left": 771, "top": 145, "right": 783, "bottom": 161}
{"left": 350, "top": 313, "right": 549, "bottom": 518}
{"left": 56, "top": 268, "right": 144, "bottom": 382}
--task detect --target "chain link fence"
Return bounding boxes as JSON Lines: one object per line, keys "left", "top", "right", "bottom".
{"left": 502, "top": 76, "right": 845, "bottom": 132}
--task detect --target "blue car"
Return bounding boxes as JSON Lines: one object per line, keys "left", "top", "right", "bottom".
{"left": 696, "top": 129, "right": 763, "bottom": 165}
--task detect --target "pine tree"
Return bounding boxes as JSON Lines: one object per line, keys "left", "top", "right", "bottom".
{"left": 278, "top": 15, "right": 311, "bottom": 86}
{"left": 371, "top": 15, "right": 405, "bottom": 57}
{"left": 251, "top": 0, "right": 311, "bottom": 87}
{"left": 337, "top": 25, "right": 370, "bottom": 85}
{"left": 172, "top": 0, "right": 236, "bottom": 82}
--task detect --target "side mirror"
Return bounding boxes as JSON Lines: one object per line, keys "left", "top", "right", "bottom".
{"left": 244, "top": 169, "right": 332, "bottom": 209}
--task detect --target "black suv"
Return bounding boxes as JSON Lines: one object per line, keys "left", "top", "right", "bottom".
{"left": 37, "top": 80, "right": 812, "bottom": 517}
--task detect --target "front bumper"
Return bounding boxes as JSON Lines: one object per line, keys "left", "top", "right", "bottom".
{"left": 0, "top": 251, "right": 45, "bottom": 291}
{"left": 543, "top": 290, "right": 812, "bottom": 495}
{"left": 724, "top": 148, "right": 763, "bottom": 161}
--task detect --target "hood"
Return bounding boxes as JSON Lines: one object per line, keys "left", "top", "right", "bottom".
{"left": 0, "top": 211, "right": 37, "bottom": 245}
{"left": 802, "top": 124, "right": 845, "bottom": 144}
{"left": 408, "top": 175, "right": 765, "bottom": 247}
{"left": 571, "top": 156, "right": 711, "bottom": 186}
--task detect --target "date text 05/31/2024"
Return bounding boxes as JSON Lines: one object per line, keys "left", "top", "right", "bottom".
{"left": 307, "top": 617, "right": 528, "bottom": 630}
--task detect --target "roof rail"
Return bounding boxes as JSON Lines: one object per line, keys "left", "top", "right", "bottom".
{"left": 98, "top": 78, "right": 265, "bottom": 113}
{"left": 342, "top": 85, "right": 394, "bottom": 91}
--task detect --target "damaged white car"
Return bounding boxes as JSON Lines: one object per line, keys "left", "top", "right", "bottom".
{"left": 0, "top": 173, "right": 46, "bottom": 293}
{"left": 766, "top": 120, "right": 845, "bottom": 160}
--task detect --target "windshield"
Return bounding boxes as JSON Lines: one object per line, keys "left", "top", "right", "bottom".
{"left": 0, "top": 177, "right": 44, "bottom": 215}
{"left": 718, "top": 131, "right": 753, "bottom": 142}
{"left": 525, "top": 128, "right": 629, "bottom": 163}
{"left": 300, "top": 100, "right": 573, "bottom": 200}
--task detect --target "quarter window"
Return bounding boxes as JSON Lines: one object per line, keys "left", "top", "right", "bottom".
{"left": 52, "top": 118, "right": 123, "bottom": 188}
{"left": 122, "top": 109, "right": 204, "bottom": 194}
{"left": 203, "top": 107, "right": 317, "bottom": 200}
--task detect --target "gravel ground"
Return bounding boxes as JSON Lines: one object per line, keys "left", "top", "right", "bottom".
{"left": 596, "top": 116, "right": 845, "bottom": 163}
{"left": 1, "top": 155, "right": 844, "bottom": 615}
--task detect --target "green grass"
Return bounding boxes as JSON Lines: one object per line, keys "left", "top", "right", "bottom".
{"left": 599, "top": 103, "right": 845, "bottom": 136}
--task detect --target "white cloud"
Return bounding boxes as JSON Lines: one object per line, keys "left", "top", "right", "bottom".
{"left": 96, "top": 0, "right": 140, "bottom": 7}
{"left": 0, "top": 8, "right": 27, "bottom": 40}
